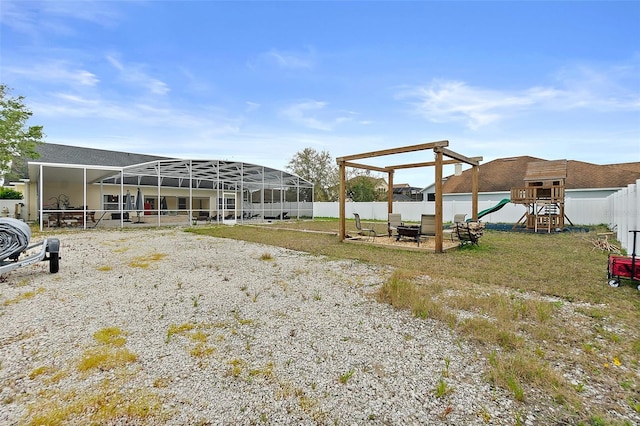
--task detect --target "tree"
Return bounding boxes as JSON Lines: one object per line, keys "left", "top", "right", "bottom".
{"left": 346, "top": 171, "right": 387, "bottom": 202}
{"left": 287, "top": 147, "right": 339, "bottom": 201}
{"left": 0, "top": 85, "right": 44, "bottom": 183}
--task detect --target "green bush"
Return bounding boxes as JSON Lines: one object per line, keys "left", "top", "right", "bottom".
{"left": 0, "top": 187, "right": 23, "bottom": 199}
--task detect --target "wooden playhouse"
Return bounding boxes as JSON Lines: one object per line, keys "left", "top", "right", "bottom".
{"left": 510, "top": 160, "right": 572, "bottom": 232}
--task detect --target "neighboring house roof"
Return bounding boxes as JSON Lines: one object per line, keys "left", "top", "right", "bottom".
{"left": 34, "top": 143, "right": 170, "bottom": 168}
{"left": 441, "top": 156, "right": 640, "bottom": 194}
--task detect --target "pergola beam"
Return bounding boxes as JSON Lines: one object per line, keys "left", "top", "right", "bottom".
{"left": 342, "top": 161, "right": 390, "bottom": 174}
{"left": 337, "top": 140, "right": 449, "bottom": 162}
{"left": 387, "top": 159, "right": 460, "bottom": 170}
{"left": 434, "top": 147, "right": 482, "bottom": 166}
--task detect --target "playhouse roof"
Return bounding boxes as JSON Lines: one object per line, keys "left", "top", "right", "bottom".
{"left": 442, "top": 156, "right": 640, "bottom": 193}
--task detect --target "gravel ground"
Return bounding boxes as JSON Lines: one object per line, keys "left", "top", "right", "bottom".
{"left": 1, "top": 228, "right": 544, "bottom": 425}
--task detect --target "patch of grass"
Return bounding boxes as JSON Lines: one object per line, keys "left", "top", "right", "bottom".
{"left": 93, "top": 327, "right": 126, "bottom": 347}
{"left": 128, "top": 252, "right": 167, "bottom": 268}
{"left": 226, "top": 358, "right": 247, "bottom": 378}
{"left": 190, "top": 343, "right": 215, "bottom": 358}
{"left": 28, "top": 365, "right": 51, "bottom": 380}
{"left": 3, "top": 287, "right": 45, "bottom": 306}
{"left": 166, "top": 322, "right": 195, "bottom": 342}
{"left": 249, "top": 362, "right": 274, "bottom": 378}
{"left": 23, "top": 379, "right": 164, "bottom": 425}
{"left": 77, "top": 347, "right": 138, "bottom": 372}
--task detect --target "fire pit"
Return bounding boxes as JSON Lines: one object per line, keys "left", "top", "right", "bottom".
{"left": 396, "top": 225, "right": 421, "bottom": 245}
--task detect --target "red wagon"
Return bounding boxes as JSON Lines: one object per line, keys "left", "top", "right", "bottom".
{"left": 607, "top": 230, "right": 640, "bottom": 291}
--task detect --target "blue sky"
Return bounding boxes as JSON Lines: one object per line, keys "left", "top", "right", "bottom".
{"left": 1, "top": 1, "right": 639, "bottom": 186}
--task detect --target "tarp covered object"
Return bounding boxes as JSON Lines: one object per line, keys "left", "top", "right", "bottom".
{"left": 0, "top": 218, "right": 31, "bottom": 260}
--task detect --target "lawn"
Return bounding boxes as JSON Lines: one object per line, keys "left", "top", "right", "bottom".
{"left": 188, "top": 219, "right": 640, "bottom": 425}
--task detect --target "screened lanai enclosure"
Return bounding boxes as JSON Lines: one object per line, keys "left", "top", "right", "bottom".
{"left": 28, "top": 158, "right": 314, "bottom": 230}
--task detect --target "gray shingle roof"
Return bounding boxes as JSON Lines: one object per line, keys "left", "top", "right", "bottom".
{"left": 34, "top": 143, "right": 170, "bottom": 167}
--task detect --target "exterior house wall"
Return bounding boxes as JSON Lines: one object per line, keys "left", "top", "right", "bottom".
{"left": 23, "top": 178, "right": 313, "bottom": 224}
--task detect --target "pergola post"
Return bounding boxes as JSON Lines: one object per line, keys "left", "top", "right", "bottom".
{"left": 472, "top": 165, "right": 479, "bottom": 221}
{"left": 338, "top": 160, "right": 346, "bottom": 241}
{"left": 435, "top": 150, "right": 443, "bottom": 253}
{"left": 387, "top": 170, "right": 394, "bottom": 214}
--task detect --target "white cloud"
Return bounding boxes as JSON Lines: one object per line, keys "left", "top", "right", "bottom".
{"left": 280, "top": 100, "right": 353, "bottom": 131}
{"left": 106, "top": 54, "right": 170, "bottom": 95}
{"left": 0, "top": 0, "right": 122, "bottom": 36}
{"left": 398, "top": 62, "right": 640, "bottom": 129}
{"left": 5, "top": 61, "right": 99, "bottom": 87}
{"left": 397, "top": 80, "right": 537, "bottom": 129}
{"left": 258, "top": 47, "right": 315, "bottom": 69}
{"left": 33, "top": 91, "right": 241, "bottom": 135}
{"left": 245, "top": 101, "right": 261, "bottom": 112}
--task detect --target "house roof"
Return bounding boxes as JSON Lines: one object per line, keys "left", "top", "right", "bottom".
{"left": 34, "top": 143, "right": 170, "bottom": 167}
{"left": 441, "top": 156, "right": 640, "bottom": 193}
{"left": 27, "top": 143, "right": 313, "bottom": 191}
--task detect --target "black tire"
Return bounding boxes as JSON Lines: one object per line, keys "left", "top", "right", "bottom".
{"left": 49, "top": 252, "right": 59, "bottom": 273}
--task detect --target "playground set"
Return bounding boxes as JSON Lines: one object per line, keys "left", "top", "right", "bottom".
{"left": 510, "top": 160, "right": 572, "bottom": 233}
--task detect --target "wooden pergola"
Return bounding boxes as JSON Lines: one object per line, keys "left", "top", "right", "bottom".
{"left": 336, "top": 140, "right": 482, "bottom": 253}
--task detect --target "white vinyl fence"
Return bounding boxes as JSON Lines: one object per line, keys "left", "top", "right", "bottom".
{"left": 314, "top": 198, "right": 609, "bottom": 226}
{"left": 607, "top": 179, "right": 640, "bottom": 253}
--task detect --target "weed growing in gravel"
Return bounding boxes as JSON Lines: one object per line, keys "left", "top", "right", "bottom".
{"left": 97, "top": 265, "right": 112, "bottom": 271}
{"left": 93, "top": 327, "right": 127, "bottom": 346}
{"left": 153, "top": 377, "right": 172, "bottom": 388}
{"left": 434, "top": 378, "right": 452, "bottom": 398}
{"left": 20, "top": 327, "right": 160, "bottom": 424}
{"left": 23, "top": 378, "right": 164, "bottom": 425}
{"left": 227, "top": 358, "right": 247, "bottom": 377}
{"left": 166, "top": 322, "right": 215, "bottom": 359}
{"left": 260, "top": 252, "right": 273, "bottom": 261}
{"left": 128, "top": 252, "right": 167, "bottom": 268}
{"left": 15, "top": 279, "right": 29, "bottom": 287}
{"left": 190, "top": 343, "right": 215, "bottom": 358}
{"left": 166, "top": 322, "right": 195, "bottom": 342}
{"left": 442, "top": 356, "right": 451, "bottom": 378}
{"left": 2, "top": 287, "right": 45, "bottom": 306}
{"left": 338, "top": 369, "right": 355, "bottom": 384}
{"left": 28, "top": 365, "right": 51, "bottom": 379}
{"left": 78, "top": 327, "right": 137, "bottom": 373}
{"left": 77, "top": 347, "right": 137, "bottom": 372}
